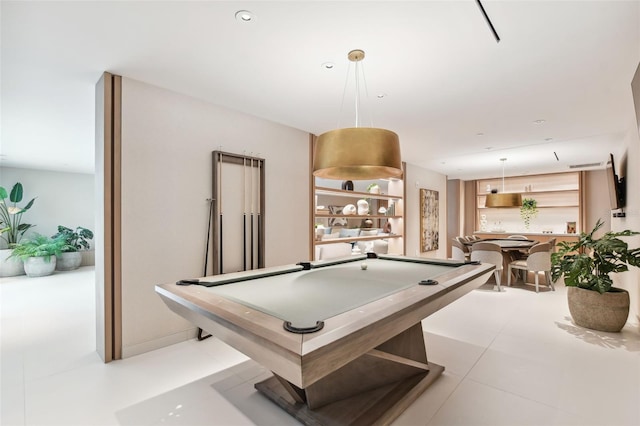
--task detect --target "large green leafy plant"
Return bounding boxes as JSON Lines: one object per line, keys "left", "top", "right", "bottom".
{"left": 10, "top": 234, "right": 70, "bottom": 262}
{"left": 551, "top": 219, "right": 640, "bottom": 294}
{"left": 0, "top": 182, "right": 36, "bottom": 247}
{"left": 52, "top": 226, "right": 94, "bottom": 252}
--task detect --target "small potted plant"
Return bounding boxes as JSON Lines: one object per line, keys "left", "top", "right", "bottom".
{"left": 0, "top": 182, "right": 36, "bottom": 277}
{"left": 51, "top": 226, "right": 94, "bottom": 271}
{"left": 551, "top": 219, "right": 640, "bottom": 332}
{"left": 520, "top": 198, "right": 537, "bottom": 230}
{"left": 10, "top": 234, "right": 69, "bottom": 277}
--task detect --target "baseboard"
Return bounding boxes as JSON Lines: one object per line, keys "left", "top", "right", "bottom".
{"left": 121, "top": 328, "right": 197, "bottom": 358}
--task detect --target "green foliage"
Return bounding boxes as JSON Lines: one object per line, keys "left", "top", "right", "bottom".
{"left": 520, "top": 198, "right": 538, "bottom": 229}
{"left": 9, "top": 234, "right": 71, "bottom": 262}
{"left": 551, "top": 219, "right": 640, "bottom": 294}
{"left": 52, "top": 226, "right": 94, "bottom": 252}
{"left": 0, "top": 182, "right": 36, "bottom": 247}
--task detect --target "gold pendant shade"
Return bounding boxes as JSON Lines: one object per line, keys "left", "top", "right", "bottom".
{"left": 484, "top": 157, "right": 522, "bottom": 207}
{"left": 312, "top": 49, "right": 403, "bottom": 180}
{"left": 485, "top": 192, "right": 522, "bottom": 207}
{"left": 313, "top": 127, "right": 402, "bottom": 180}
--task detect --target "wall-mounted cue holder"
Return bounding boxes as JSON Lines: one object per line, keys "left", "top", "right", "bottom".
{"left": 211, "top": 151, "right": 265, "bottom": 276}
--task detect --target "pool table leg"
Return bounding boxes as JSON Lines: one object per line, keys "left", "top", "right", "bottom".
{"left": 255, "top": 322, "right": 445, "bottom": 425}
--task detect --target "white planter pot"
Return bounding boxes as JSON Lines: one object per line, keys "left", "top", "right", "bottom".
{"left": 23, "top": 256, "right": 56, "bottom": 277}
{"left": 56, "top": 252, "right": 82, "bottom": 271}
{"left": 0, "top": 248, "right": 25, "bottom": 277}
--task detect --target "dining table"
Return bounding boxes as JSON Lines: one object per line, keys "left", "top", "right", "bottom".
{"left": 463, "top": 238, "right": 539, "bottom": 282}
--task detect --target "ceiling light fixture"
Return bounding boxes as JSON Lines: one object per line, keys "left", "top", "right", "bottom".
{"left": 313, "top": 49, "right": 402, "bottom": 180}
{"left": 235, "top": 10, "right": 255, "bottom": 22}
{"left": 533, "top": 119, "right": 546, "bottom": 124}
{"left": 485, "top": 158, "right": 522, "bottom": 207}
{"left": 321, "top": 62, "right": 335, "bottom": 70}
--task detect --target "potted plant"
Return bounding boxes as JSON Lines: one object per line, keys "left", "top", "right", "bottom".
{"left": 10, "top": 234, "right": 69, "bottom": 277}
{"left": 520, "top": 198, "right": 537, "bottom": 230}
{"left": 551, "top": 219, "right": 640, "bottom": 332}
{"left": 51, "top": 225, "right": 94, "bottom": 271}
{"left": 0, "top": 182, "right": 36, "bottom": 277}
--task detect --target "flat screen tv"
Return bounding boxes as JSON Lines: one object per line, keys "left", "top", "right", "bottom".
{"left": 606, "top": 153, "right": 625, "bottom": 210}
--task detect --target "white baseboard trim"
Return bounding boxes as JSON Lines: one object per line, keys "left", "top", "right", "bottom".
{"left": 122, "top": 328, "right": 197, "bottom": 358}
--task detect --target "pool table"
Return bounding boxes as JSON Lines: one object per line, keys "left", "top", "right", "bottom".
{"left": 156, "top": 254, "right": 494, "bottom": 425}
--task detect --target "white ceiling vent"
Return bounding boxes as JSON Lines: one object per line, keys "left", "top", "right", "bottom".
{"left": 568, "top": 162, "right": 603, "bottom": 169}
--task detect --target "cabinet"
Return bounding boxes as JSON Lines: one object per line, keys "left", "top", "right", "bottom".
{"left": 475, "top": 171, "right": 583, "bottom": 234}
{"left": 313, "top": 177, "right": 405, "bottom": 260}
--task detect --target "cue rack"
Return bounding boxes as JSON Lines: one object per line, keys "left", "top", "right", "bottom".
{"left": 210, "top": 151, "right": 265, "bottom": 276}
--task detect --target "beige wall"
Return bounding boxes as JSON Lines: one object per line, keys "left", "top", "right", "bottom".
{"left": 613, "top": 122, "right": 640, "bottom": 322}
{"left": 583, "top": 169, "right": 611, "bottom": 232}
{"left": 405, "top": 163, "right": 448, "bottom": 259}
{"left": 119, "top": 78, "right": 310, "bottom": 357}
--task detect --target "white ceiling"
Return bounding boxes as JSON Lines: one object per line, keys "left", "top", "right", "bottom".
{"left": 2, "top": 1, "right": 639, "bottom": 180}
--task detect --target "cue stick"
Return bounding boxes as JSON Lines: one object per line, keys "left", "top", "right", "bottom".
{"left": 242, "top": 155, "right": 247, "bottom": 271}
{"left": 218, "top": 152, "right": 223, "bottom": 274}
{"left": 197, "top": 197, "right": 214, "bottom": 341}
{"left": 257, "top": 158, "right": 262, "bottom": 268}
{"left": 203, "top": 198, "right": 214, "bottom": 276}
{"left": 250, "top": 157, "right": 255, "bottom": 270}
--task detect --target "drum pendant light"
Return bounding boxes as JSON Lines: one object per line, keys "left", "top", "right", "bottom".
{"left": 313, "top": 50, "right": 402, "bottom": 180}
{"left": 485, "top": 158, "right": 522, "bottom": 207}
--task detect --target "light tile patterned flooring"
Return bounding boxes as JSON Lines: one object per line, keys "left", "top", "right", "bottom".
{"left": 1, "top": 267, "right": 639, "bottom": 425}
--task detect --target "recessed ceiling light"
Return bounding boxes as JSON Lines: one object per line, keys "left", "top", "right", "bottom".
{"left": 484, "top": 146, "right": 493, "bottom": 150}
{"left": 544, "top": 137, "right": 553, "bottom": 141}
{"left": 321, "top": 62, "right": 335, "bottom": 70}
{"left": 476, "top": 132, "right": 484, "bottom": 136}
{"left": 235, "top": 10, "right": 255, "bottom": 22}
{"left": 377, "top": 93, "right": 387, "bottom": 99}
{"left": 533, "top": 119, "right": 546, "bottom": 124}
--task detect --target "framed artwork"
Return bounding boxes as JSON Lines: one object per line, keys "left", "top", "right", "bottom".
{"left": 420, "top": 189, "right": 439, "bottom": 252}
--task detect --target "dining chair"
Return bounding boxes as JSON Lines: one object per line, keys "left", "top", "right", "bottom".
{"left": 451, "top": 239, "right": 469, "bottom": 261}
{"left": 507, "top": 242, "right": 555, "bottom": 293}
{"left": 547, "top": 237, "right": 557, "bottom": 251}
{"left": 470, "top": 242, "right": 503, "bottom": 291}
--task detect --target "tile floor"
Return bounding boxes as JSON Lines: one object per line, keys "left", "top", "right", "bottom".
{"left": 1, "top": 267, "right": 639, "bottom": 425}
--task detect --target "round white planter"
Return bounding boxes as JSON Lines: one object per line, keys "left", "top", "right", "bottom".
{"left": 23, "top": 256, "right": 56, "bottom": 277}
{"left": 0, "top": 248, "right": 25, "bottom": 277}
{"left": 56, "top": 252, "right": 82, "bottom": 271}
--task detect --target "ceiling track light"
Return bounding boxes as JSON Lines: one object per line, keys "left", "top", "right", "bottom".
{"left": 475, "top": 0, "right": 500, "bottom": 43}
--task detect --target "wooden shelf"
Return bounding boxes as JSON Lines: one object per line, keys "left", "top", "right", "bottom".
{"left": 478, "top": 205, "right": 578, "bottom": 209}
{"left": 315, "top": 187, "right": 401, "bottom": 201}
{"left": 315, "top": 214, "right": 402, "bottom": 219}
{"left": 315, "top": 234, "right": 403, "bottom": 245}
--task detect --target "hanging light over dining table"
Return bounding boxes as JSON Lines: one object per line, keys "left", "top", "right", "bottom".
{"left": 313, "top": 50, "right": 403, "bottom": 180}
{"left": 485, "top": 158, "right": 522, "bottom": 207}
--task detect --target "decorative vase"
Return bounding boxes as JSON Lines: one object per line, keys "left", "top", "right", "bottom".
{"left": 23, "top": 256, "right": 57, "bottom": 277}
{"left": 567, "top": 286, "right": 630, "bottom": 332}
{"left": 362, "top": 219, "right": 374, "bottom": 228}
{"left": 357, "top": 199, "right": 369, "bottom": 215}
{"left": 367, "top": 184, "right": 380, "bottom": 194}
{"left": 341, "top": 180, "right": 354, "bottom": 191}
{"left": 0, "top": 249, "right": 25, "bottom": 277}
{"left": 56, "top": 252, "right": 82, "bottom": 271}
{"left": 342, "top": 204, "right": 356, "bottom": 215}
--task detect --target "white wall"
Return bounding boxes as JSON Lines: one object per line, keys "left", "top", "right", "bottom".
{"left": 119, "top": 78, "right": 310, "bottom": 357}
{"left": 405, "top": 163, "right": 447, "bottom": 259}
{"left": 0, "top": 167, "right": 95, "bottom": 264}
